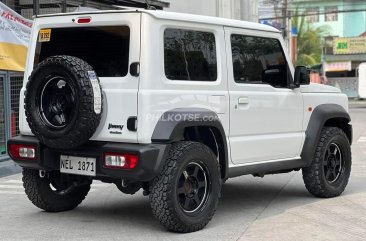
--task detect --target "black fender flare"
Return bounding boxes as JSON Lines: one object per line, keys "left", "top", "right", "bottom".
{"left": 301, "top": 104, "right": 352, "bottom": 166}
{"left": 151, "top": 108, "right": 229, "bottom": 179}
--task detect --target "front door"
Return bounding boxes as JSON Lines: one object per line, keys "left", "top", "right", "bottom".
{"left": 225, "top": 27, "right": 304, "bottom": 165}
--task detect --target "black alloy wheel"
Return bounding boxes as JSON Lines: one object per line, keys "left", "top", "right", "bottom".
{"left": 38, "top": 76, "right": 76, "bottom": 129}
{"left": 323, "top": 143, "right": 343, "bottom": 184}
{"left": 177, "top": 162, "right": 210, "bottom": 213}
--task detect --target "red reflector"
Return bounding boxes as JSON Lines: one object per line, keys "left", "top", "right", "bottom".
{"left": 77, "top": 18, "right": 91, "bottom": 24}
{"left": 104, "top": 153, "right": 138, "bottom": 169}
{"left": 9, "top": 144, "right": 36, "bottom": 160}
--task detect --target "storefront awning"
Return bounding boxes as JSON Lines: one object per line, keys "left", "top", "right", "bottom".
{"left": 324, "top": 54, "right": 366, "bottom": 62}
{"left": 324, "top": 61, "right": 352, "bottom": 72}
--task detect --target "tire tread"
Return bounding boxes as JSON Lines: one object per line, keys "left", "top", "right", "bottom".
{"left": 22, "top": 169, "right": 90, "bottom": 212}
{"left": 149, "top": 141, "right": 221, "bottom": 233}
{"left": 302, "top": 127, "right": 351, "bottom": 198}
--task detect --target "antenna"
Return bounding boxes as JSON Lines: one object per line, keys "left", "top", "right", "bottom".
{"left": 145, "top": 0, "right": 151, "bottom": 9}
{"left": 145, "top": 0, "right": 156, "bottom": 10}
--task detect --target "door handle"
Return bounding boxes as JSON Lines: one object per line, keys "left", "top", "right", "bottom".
{"left": 238, "top": 97, "right": 249, "bottom": 104}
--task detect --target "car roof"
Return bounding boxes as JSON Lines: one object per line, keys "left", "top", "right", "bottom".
{"left": 35, "top": 9, "right": 279, "bottom": 33}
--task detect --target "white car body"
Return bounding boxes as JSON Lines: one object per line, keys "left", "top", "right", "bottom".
{"left": 10, "top": 9, "right": 353, "bottom": 233}
{"left": 19, "top": 10, "right": 349, "bottom": 169}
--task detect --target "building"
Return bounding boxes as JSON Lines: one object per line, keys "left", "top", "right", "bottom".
{"left": 1, "top": 0, "right": 259, "bottom": 22}
{"left": 168, "top": 0, "right": 258, "bottom": 22}
{"left": 292, "top": 0, "right": 366, "bottom": 97}
{"left": 0, "top": 0, "right": 170, "bottom": 18}
{"left": 292, "top": 0, "right": 366, "bottom": 38}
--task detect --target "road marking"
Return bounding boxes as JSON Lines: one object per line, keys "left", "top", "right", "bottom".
{"left": 92, "top": 183, "right": 111, "bottom": 187}
{"left": 357, "top": 136, "right": 366, "bottom": 142}
{"left": 0, "top": 185, "right": 23, "bottom": 189}
{"left": 0, "top": 180, "right": 106, "bottom": 195}
{"left": 5, "top": 180, "right": 111, "bottom": 187}
{"left": 4, "top": 180, "right": 22, "bottom": 184}
{"left": 0, "top": 190, "right": 24, "bottom": 195}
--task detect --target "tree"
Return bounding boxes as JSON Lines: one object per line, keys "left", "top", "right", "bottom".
{"left": 293, "top": 12, "right": 330, "bottom": 66}
{"left": 261, "top": 1, "right": 331, "bottom": 66}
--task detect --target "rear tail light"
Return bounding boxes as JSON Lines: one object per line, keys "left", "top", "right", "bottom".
{"left": 9, "top": 144, "right": 36, "bottom": 160}
{"left": 104, "top": 153, "right": 138, "bottom": 169}
{"left": 77, "top": 17, "right": 91, "bottom": 24}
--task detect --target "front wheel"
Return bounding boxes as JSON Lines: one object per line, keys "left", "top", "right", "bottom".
{"left": 302, "top": 127, "right": 352, "bottom": 198}
{"left": 23, "top": 169, "right": 92, "bottom": 212}
{"left": 149, "top": 141, "right": 221, "bottom": 233}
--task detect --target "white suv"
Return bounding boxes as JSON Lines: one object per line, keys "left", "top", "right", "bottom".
{"left": 8, "top": 10, "right": 352, "bottom": 233}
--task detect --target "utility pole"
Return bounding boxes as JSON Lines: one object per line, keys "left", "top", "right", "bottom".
{"left": 61, "top": 0, "right": 67, "bottom": 13}
{"left": 33, "top": 0, "right": 39, "bottom": 15}
{"left": 282, "top": 0, "right": 288, "bottom": 38}
{"left": 281, "top": 0, "right": 293, "bottom": 59}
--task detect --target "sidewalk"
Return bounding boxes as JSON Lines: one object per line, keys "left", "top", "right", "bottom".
{"left": 349, "top": 99, "right": 366, "bottom": 106}
{"left": 0, "top": 160, "right": 21, "bottom": 178}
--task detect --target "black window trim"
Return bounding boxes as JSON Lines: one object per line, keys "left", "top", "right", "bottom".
{"left": 163, "top": 27, "right": 219, "bottom": 82}
{"left": 230, "top": 33, "right": 294, "bottom": 89}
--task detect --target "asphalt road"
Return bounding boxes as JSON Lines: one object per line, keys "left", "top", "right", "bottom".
{"left": 0, "top": 105, "right": 365, "bottom": 241}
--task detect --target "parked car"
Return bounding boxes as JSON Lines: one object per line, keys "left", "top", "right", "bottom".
{"left": 8, "top": 9, "right": 352, "bottom": 232}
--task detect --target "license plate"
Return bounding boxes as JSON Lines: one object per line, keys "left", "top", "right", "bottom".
{"left": 60, "top": 155, "right": 96, "bottom": 177}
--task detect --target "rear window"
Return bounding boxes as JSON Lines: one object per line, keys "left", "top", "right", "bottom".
{"left": 34, "top": 26, "right": 130, "bottom": 77}
{"left": 164, "top": 29, "right": 217, "bottom": 81}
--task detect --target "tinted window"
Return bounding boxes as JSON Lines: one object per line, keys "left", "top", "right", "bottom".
{"left": 35, "top": 26, "right": 130, "bottom": 77}
{"left": 164, "top": 29, "right": 217, "bottom": 81}
{"left": 231, "top": 35, "right": 289, "bottom": 88}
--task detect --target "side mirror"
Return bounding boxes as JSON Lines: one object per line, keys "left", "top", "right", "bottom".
{"left": 294, "top": 66, "right": 310, "bottom": 86}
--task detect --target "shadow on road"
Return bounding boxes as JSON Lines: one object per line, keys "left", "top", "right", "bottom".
{"left": 26, "top": 172, "right": 364, "bottom": 232}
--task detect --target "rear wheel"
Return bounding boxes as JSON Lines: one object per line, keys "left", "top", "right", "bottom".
{"left": 149, "top": 141, "right": 221, "bottom": 233}
{"left": 22, "top": 168, "right": 91, "bottom": 212}
{"left": 302, "top": 127, "right": 351, "bottom": 198}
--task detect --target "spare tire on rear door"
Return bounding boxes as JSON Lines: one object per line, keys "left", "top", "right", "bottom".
{"left": 25, "top": 55, "right": 103, "bottom": 149}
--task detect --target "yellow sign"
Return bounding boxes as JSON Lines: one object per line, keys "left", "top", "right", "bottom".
{"left": 0, "top": 2, "right": 32, "bottom": 71}
{"left": 334, "top": 37, "right": 366, "bottom": 55}
{"left": 39, "top": 29, "right": 52, "bottom": 42}
{"left": 0, "top": 42, "right": 28, "bottom": 72}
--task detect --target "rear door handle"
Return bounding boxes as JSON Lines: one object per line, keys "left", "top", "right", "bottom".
{"left": 238, "top": 97, "right": 249, "bottom": 104}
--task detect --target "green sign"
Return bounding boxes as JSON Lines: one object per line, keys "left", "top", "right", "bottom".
{"left": 334, "top": 37, "right": 366, "bottom": 55}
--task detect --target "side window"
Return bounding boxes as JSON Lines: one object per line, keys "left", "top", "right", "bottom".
{"left": 164, "top": 29, "right": 217, "bottom": 81}
{"left": 231, "top": 34, "right": 289, "bottom": 88}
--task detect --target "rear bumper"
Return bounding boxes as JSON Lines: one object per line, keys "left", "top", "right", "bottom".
{"left": 7, "top": 135, "right": 169, "bottom": 182}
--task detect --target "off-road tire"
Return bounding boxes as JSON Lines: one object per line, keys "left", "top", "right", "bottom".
{"left": 149, "top": 141, "right": 221, "bottom": 233}
{"left": 22, "top": 168, "right": 91, "bottom": 212}
{"left": 25, "top": 55, "right": 103, "bottom": 149}
{"left": 302, "top": 127, "right": 351, "bottom": 198}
